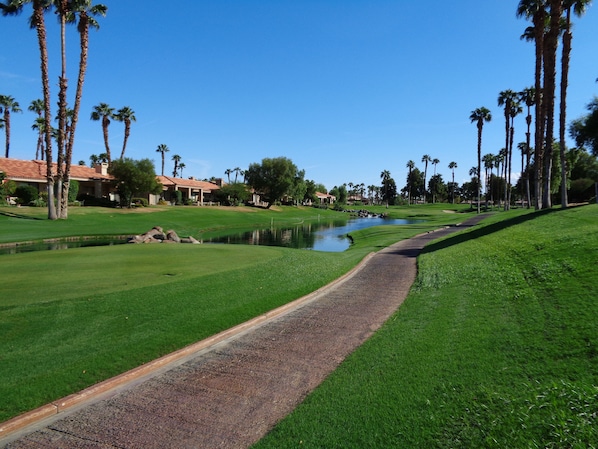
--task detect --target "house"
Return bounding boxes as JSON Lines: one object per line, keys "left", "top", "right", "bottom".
{"left": 0, "top": 158, "right": 114, "bottom": 200}
{"left": 316, "top": 191, "right": 336, "bottom": 204}
{"left": 0, "top": 158, "right": 220, "bottom": 206}
{"left": 155, "top": 176, "right": 220, "bottom": 205}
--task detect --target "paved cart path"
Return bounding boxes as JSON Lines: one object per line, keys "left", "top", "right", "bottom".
{"left": 2, "top": 215, "right": 486, "bottom": 449}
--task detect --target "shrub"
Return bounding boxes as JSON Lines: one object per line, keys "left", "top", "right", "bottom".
{"left": 174, "top": 190, "right": 183, "bottom": 205}
{"left": 132, "top": 197, "right": 149, "bottom": 207}
{"left": 15, "top": 185, "right": 39, "bottom": 205}
{"left": 68, "top": 179, "right": 79, "bottom": 203}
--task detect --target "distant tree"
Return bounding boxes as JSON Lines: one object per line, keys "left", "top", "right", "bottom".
{"left": 304, "top": 179, "right": 318, "bottom": 204}
{"left": 225, "top": 168, "right": 232, "bottom": 183}
{"left": 178, "top": 162, "right": 186, "bottom": 178}
{"left": 109, "top": 158, "right": 162, "bottom": 207}
{"left": 172, "top": 154, "right": 181, "bottom": 177}
{"left": 406, "top": 160, "right": 415, "bottom": 204}
{"left": 114, "top": 106, "right": 136, "bottom": 160}
{"left": 0, "top": 94, "right": 22, "bottom": 158}
{"left": 90, "top": 103, "right": 114, "bottom": 164}
{"left": 448, "top": 161, "right": 457, "bottom": 203}
{"left": 470, "top": 107, "right": 492, "bottom": 213}
{"left": 570, "top": 97, "right": 598, "bottom": 156}
{"left": 214, "top": 182, "right": 250, "bottom": 206}
{"left": 428, "top": 174, "right": 447, "bottom": 203}
{"left": 519, "top": 86, "right": 535, "bottom": 208}
{"left": 329, "top": 185, "right": 347, "bottom": 204}
{"left": 421, "top": 155, "right": 431, "bottom": 203}
{"left": 155, "top": 143, "right": 169, "bottom": 176}
{"left": 245, "top": 157, "right": 303, "bottom": 208}
{"left": 380, "top": 175, "right": 397, "bottom": 206}
{"left": 431, "top": 158, "right": 440, "bottom": 203}
{"left": 29, "top": 99, "right": 45, "bottom": 159}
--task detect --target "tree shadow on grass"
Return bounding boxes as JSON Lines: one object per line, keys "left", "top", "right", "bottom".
{"left": 0, "top": 211, "right": 44, "bottom": 220}
{"left": 421, "top": 208, "right": 560, "bottom": 255}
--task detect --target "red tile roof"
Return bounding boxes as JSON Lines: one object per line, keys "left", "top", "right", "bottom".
{"left": 157, "top": 175, "right": 220, "bottom": 192}
{"left": 0, "top": 158, "right": 111, "bottom": 181}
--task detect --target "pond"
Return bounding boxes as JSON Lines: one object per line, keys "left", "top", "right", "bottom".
{"left": 206, "top": 217, "right": 419, "bottom": 252}
{"left": 0, "top": 217, "right": 420, "bottom": 255}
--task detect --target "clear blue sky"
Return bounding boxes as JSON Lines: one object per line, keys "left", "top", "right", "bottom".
{"left": 1, "top": 1, "right": 597, "bottom": 191}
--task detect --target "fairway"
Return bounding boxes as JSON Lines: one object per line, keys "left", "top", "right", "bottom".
{"left": 253, "top": 205, "right": 598, "bottom": 448}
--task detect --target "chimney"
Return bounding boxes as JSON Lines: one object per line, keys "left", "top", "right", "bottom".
{"left": 95, "top": 162, "right": 108, "bottom": 175}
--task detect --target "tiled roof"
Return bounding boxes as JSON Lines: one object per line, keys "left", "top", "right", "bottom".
{"left": 0, "top": 158, "right": 111, "bottom": 181}
{"left": 157, "top": 175, "right": 220, "bottom": 191}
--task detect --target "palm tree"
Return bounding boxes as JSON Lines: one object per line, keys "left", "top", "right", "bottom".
{"left": 57, "top": 1, "right": 106, "bottom": 218}
{"left": 380, "top": 170, "right": 391, "bottom": 207}
{"left": 542, "top": 0, "right": 565, "bottom": 209}
{"left": 517, "top": 0, "right": 547, "bottom": 210}
{"left": 225, "top": 168, "right": 232, "bottom": 183}
{"left": 559, "top": 0, "right": 592, "bottom": 209}
{"left": 233, "top": 167, "right": 241, "bottom": 183}
{"left": 406, "top": 160, "right": 415, "bottom": 205}
{"left": 0, "top": 95, "right": 22, "bottom": 158}
{"left": 172, "top": 154, "right": 181, "bottom": 177}
{"left": 448, "top": 161, "right": 457, "bottom": 204}
{"left": 431, "top": 158, "right": 440, "bottom": 203}
{"left": 90, "top": 102, "right": 114, "bottom": 164}
{"left": 114, "top": 106, "right": 135, "bottom": 160}
{"left": 519, "top": 86, "right": 535, "bottom": 208}
{"left": 470, "top": 107, "right": 492, "bottom": 214}
{"left": 483, "top": 153, "right": 495, "bottom": 205}
{"left": 28, "top": 98, "right": 44, "bottom": 159}
{"left": 155, "top": 144, "right": 169, "bottom": 176}
{"left": 31, "top": 116, "right": 47, "bottom": 160}
{"left": 498, "top": 90, "right": 520, "bottom": 211}
{"left": 421, "top": 154, "right": 431, "bottom": 203}
{"left": 178, "top": 162, "right": 186, "bottom": 178}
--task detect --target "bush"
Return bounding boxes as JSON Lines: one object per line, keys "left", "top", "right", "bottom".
{"left": 15, "top": 185, "right": 39, "bottom": 205}
{"left": 132, "top": 197, "right": 149, "bottom": 207}
{"left": 68, "top": 179, "right": 79, "bottom": 203}
{"left": 77, "top": 194, "right": 118, "bottom": 208}
{"left": 174, "top": 190, "right": 183, "bottom": 205}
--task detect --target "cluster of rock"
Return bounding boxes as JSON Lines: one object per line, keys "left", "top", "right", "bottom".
{"left": 128, "top": 226, "right": 200, "bottom": 244}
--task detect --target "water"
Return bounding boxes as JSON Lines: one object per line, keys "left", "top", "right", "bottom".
{"left": 208, "top": 217, "right": 418, "bottom": 252}
{"left": 1, "top": 217, "right": 420, "bottom": 255}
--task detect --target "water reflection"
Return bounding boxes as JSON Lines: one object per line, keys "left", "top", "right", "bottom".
{"left": 208, "top": 217, "right": 418, "bottom": 252}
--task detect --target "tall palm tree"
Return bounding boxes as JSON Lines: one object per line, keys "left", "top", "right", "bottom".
{"left": 406, "top": 160, "right": 415, "bottom": 205}
{"left": 172, "top": 154, "right": 181, "bottom": 177}
{"left": 114, "top": 106, "right": 135, "bottom": 160}
{"left": 498, "top": 90, "right": 519, "bottom": 210}
{"left": 178, "top": 162, "right": 186, "bottom": 178}
{"left": 90, "top": 102, "right": 114, "bottom": 164}
{"left": 469, "top": 107, "right": 492, "bottom": 214}
{"left": 380, "top": 170, "right": 390, "bottom": 207}
{"left": 431, "top": 158, "right": 440, "bottom": 203}
{"left": 517, "top": 0, "right": 547, "bottom": 210}
{"left": 0, "top": 95, "right": 22, "bottom": 158}
{"left": 28, "top": 98, "right": 44, "bottom": 159}
{"left": 540, "top": 0, "right": 563, "bottom": 209}
{"left": 233, "top": 167, "right": 241, "bottom": 183}
{"left": 483, "top": 153, "right": 495, "bottom": 205}
{"left": 519, "top": 86, "right": 535, "bottom": 208}
{"left": 225, "top": 168, "right": 232, "bottom": 184}
{"left": 507, "top": 100, "right": 523, "bottom": 210}
{"left": 155, "top": 144, "right": 169, "bottom": 176}
{"left": 559, "top": 0, "right": 592, "bottom": 208}
{"left": 448, "top": 161, "right": 457, "bottom": 204}
{"left": 421, "top": 154, "right": 431, "bottom": 203}
{"left": 31, "top": 116, "right": 48, "bottom": 160}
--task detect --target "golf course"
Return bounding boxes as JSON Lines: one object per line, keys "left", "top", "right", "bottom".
{"left": 1, "top": 203, "right": 597, "bottom": 447}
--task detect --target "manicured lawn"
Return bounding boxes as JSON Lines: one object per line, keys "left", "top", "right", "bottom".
{"left": 0, "top": 204, "right": 477, "bottom": 422}
{"left": 253, "top": 205, "right": 598, "bottom": 448}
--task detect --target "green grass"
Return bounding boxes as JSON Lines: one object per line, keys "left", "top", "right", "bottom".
{"left": 0, "top": 204, "right": 476, "bottom": 422}
{"left": 253, "top": 205, "right": 598, "bottom": 448}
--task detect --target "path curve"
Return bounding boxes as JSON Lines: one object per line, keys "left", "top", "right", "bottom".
{"left": 2, "top": 215, "right": 486, "bottom": 449}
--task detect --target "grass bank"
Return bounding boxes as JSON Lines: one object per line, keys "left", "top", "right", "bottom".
{"left": 253, "top": 205, "right": 598, "bottom": 448}
{"left": 0, "top": 204, "right": 475, "bottom": 422}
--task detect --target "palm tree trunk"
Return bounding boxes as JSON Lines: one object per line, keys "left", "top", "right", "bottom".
{"left": 56, "top": 0, "right": 69, "bottom": 217}
{"left": 477, "top": 127, "right": 482, "bottom": 214}
{"left": 120, "top": 120, "right": 130, "bottom": 160}
{"left": 533, "top": 13, "right": 545, "bottom": 210}
{"left": 3, "top": 110, "right": 10, "bottom": 158}
{"left": 559, "top": 18, "right": 572, "bottom": 209}
{"left": 542, "top": 0, "right": 563, "bottom": 209}
{"left": 32, "top": 0, "right": 57, "bottom": 220}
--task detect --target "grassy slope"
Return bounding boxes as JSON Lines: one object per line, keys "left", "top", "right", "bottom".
{"left": 253, "top": 205, "right": 598, "bottom": 448}
{"left": 0, "top": 204, "right": 475, "bottom": 421}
